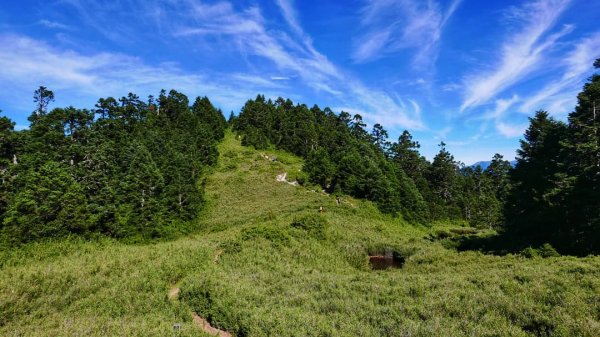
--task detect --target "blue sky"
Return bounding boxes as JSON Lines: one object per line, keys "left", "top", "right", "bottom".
{"left": 1, "top": 0, "right": 599, "bottom": 164}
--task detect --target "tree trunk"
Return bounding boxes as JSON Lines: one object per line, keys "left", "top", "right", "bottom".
{"left": 141, "top": 189, "right": 145, "bottom": 209}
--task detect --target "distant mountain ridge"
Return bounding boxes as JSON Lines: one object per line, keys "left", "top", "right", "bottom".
{"left": 470, "top": 160, "right": 516, "bottom": 170}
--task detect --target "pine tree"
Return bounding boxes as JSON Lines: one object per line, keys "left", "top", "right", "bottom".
{"left": 0, "top": 115, "right": 15, "bottom": 223}
{"left": 304, "top": 148, "right": 335, "bottom": 188}
{"left": 562, "top": 63, "right": 600, "bottom": 251}
{"left": 485, "top": 153, "right": 512, "bottom": 202}
{"left": 32, "top": 86, "right": 54, "bottom": 118}
{"left": 0, "top": 115, "right": 15, "bottom": 167}
{"left": 159, "top": 89, "right": 189, "bottom": 122}
{"left": 371, "top": 123, "right": 390, "bottom": 152}
{"left": 504, "top": 111, "right": 567, "bottom": 244}
{"left": 460, "top": 166, "right": 501, "bottom": 228}
{"left": 389, "top": 130, "right": 429, "bottom": 190}
{"left": 117, "top": 141, "right": 165, "bottom": 238}
{"left": 350, "top": 114, "right": 368, "bottom": 141}
{"left": 427, "top": 142, "right": 460, "bottom": 219}
{"left": 228, "top": 111, "right": 236, "bottom": 125}
{"left": 192, "top": 96, "right": 226, "bottom": 140}
{"left": 2, "top": 162, "right": 90, "bottom": 243}
{"left": 2, "top": 87, "right": 222, "bottom": 244}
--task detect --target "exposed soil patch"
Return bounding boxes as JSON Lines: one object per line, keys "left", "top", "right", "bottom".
{"left": 276, "top": 172, "right": 299, "bottom": 186}
{"left": 192, "top": 312, "right": 233, "bottom": 337}
{"left": 213, "top": 249, "right": 224, "bottom": 263}
{"left": 168, "top": 286, "right": 180, "bottom": 301}
{"left": 168, "top": 285, "right": 233, "bottom": 336}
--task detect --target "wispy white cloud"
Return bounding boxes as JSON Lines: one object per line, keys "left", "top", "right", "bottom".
{"left": 336, "top": 81, "right": 423, "bottom": 129}
{"left": 519, "top": 32, "right": 600, "bottom": 113}
{"left": 0, "top": 34, "right": 100, "bottom": 87}
{"left": 489, "top": 95, "right": 520, "bottom": 119}
{"left": 37, "top": 20, "right": 70, "bottom": 30}
{"left": 462, "top": 29, "right": 600, "bottom": 140}
{"left": 5, "top": 0, "right": 425, "bottom": 130}
{"left": 496, "top": 121, "right": 528, "bottom": 138}
{"left": 173, "top": 2, "right": 340, "bottom": 91}
{"left": 59, "top": 0, "right": 138, "bottom": 43}
{"left": 176, "top": 0, "right": 424, "bottom": 129}
{"left": 441, "top": 82, "right": 461, "bottom": 92}
{"left": 460, "top": 0, "right": 572, "bottom": 112}
{"left": 0, "top": 34, "right": 274, "bottom": 114}
{"left": 457, "top": 94, "right": 523, "bottom": 142}
{"left": 433, "top": 126, "right": 452, "bottom": 140}
{"left": 230, "top": 73, "right": 285, "bottom": 88}
{"left": 275, "top": 0, "right": 310, "bottom": 46}
{"left": 353, "top": 28, "right": 391, "bottom": 63}
{"left": 353, "top": 0, "right": 462, "bottom": 67}
{"left": 481, "top": 95, "right": 525, "bottom": 138}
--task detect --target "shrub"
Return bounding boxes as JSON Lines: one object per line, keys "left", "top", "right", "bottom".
{"left": 290, "top": 213, "right": 328, "bottom": 240}
{"left": 449, "top": 227, "right": 478, "bottom": 235}
{"left": 521, "top": 243, "right": 561, "bottom": 258}
{"left": 538, "top": 243, "right": 560, "bottom": 257}
{"left": 240, "top": 224, "right": 291, "bottom": 245}
{"left": 290, "top": 170, "right": 309, "bottom": 186}
{"left": 521, "top": 247, "right": 539, "bottom": 258}
{"left": 219, "top": 239, "right": 242, "bottom": 254}
{"left": 225, "top": 162, "right": 238, "bottom": 171}
{"left": 433, "top": 230, "right": 452, "bottom": 239}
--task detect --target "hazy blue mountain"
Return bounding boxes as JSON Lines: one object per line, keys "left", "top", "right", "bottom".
{"left": 470, "top": 160, "right": 516, "bottom": 169}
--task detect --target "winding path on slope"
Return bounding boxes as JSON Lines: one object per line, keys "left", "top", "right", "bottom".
{"left": 168, "top": 282, "right": 232, "bottom": 337}
{"left": 167, "top": 248, "right": 232, "bottom": 337}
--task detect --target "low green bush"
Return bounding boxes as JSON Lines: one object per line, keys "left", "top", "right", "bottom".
{"left": 290, "top": 213, "right": 328, "bottom": 240}
{"left": 219, "top": 239, "right": 242, "bottom": 254}
{"left": 538, "top": 243, "right": 561, "bottom": 258}
{"left": 521, "top": 243, "right": 561, "bottom": 258}
{"left": 521, "top": 247, "right": 539, "bottom": 258}
{"left": 450, "top": 227, "right": 479, "bottom": 235}
{"left": 432, "top": 230, "right": 452, "bottom": 240}
{"left": 293, "top": 170, "right": 310, "bottom": 186}
{"left": 240, "top": 224, "right": 291, "bottom": 245}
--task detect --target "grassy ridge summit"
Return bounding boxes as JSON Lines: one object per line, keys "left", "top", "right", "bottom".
{"left": 231, "top": 61, "right": 600, "bottom": 255}
{"left": 2, "top": 131, "right": 599, "bottom": 336}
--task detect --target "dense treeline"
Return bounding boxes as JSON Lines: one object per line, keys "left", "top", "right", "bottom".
{"left": 232, "top": 96, "right": 510, "bottom": 227}
{"left": 505, "top": 59, "right": 600, "bottom": 254}
{"left": 0, "top": 88, "right": 226, "bottom": 244}
{"left": 233, "top": 59, "right": 600, "bottom": 255}
{"left": 1, "top": 60, "right": 597, "bottom": 254}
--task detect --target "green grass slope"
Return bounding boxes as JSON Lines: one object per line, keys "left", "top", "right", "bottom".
{"left": 1, "top": 131, "right": 599, "bottom": 336}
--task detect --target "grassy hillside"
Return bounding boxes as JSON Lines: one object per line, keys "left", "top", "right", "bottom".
{"left": 1, "top": 131, "right": 600, "bottom": 336}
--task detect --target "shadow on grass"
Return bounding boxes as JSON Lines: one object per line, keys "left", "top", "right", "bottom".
{"left": 453, "top": 229, "right": 598, "bottom": 257}
{"left": 454, "top": 231, "right": 528, "bottom": 255}
{"left": 426, "top": 228, "right": 532, "bottom": 256}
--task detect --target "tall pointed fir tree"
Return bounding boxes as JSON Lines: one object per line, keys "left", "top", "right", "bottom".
{"left": 563, "top": 60, "right": 600, "bottom": 251}
{"left": 504, "top": 111, "right": 567, "bottom": 245}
